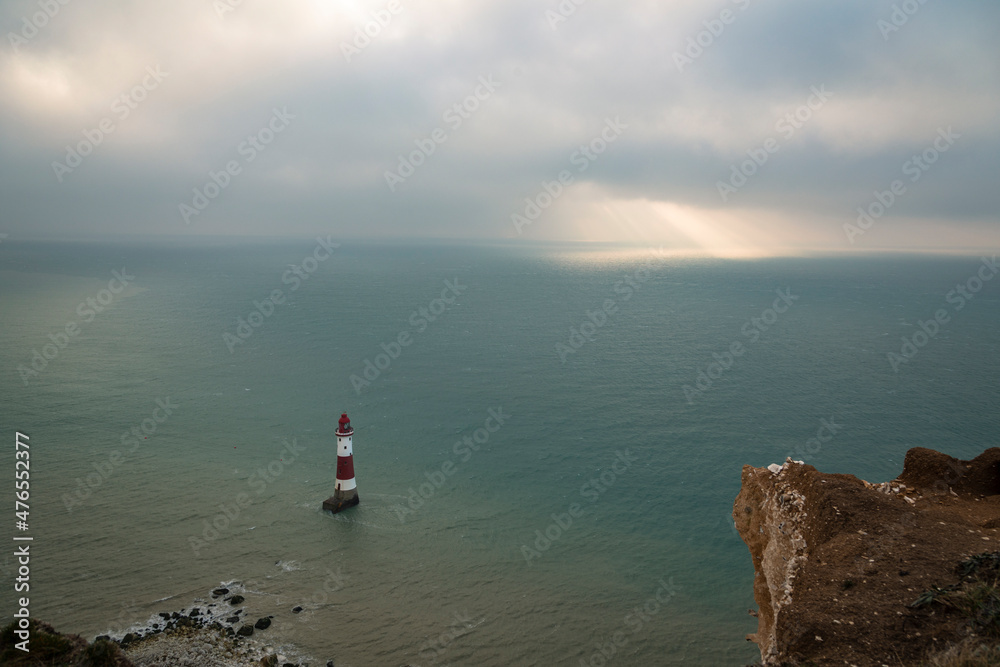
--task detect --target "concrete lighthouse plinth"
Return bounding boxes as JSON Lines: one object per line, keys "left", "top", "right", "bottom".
{"left": 322, "top": 493, "right": 360, "bottom": 513}
{"left": 324, "top": 412, "right": 359, "bottom": 514}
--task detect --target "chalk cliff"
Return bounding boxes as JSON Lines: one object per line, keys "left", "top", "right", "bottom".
{"left": 734, "top": 447, "right": 1000, "bottom": 666}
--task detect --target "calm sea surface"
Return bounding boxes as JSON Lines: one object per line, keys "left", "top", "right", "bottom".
{"left": 1, "top": 240, "right": 998, "bottom": 665}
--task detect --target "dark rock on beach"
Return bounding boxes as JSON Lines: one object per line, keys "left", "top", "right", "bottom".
{"left": 212, "top": 587, "right": 230, "bottom": 597}
{"left": 254, "top": 617, "right": 271, "bottom": 630}
{"left": 237, "top": 624, "right": 254, "bottom": 637}
{"left": 229, "top": 595, "right": 245, "bottom": 605}
{"left": 291, "top": 606, "right": 303, "bottom": 613}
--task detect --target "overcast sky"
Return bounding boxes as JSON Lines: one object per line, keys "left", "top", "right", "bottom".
{"left": 1, "top": 0, "right": 998, "bottom": 255}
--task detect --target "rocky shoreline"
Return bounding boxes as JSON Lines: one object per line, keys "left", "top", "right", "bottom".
{"left": 0, "top": 583, "right": 343, "bottom": 667}
{"left": 109, "top": 584, "right": 321, "bottom": 667}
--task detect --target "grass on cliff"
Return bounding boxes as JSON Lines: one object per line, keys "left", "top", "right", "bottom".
{"left": 922, "top": 638, "right": 1000, "bottom": 667}
{"left": 0, "top": 618, "right": 129, "bottom": 666}
{"left": 913, "top": 552, "right": 1000, "bottom": 666}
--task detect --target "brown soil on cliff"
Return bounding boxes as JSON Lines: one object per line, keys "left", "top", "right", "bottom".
{"left": 735, "top": 447, "right": 1000, "bottom": 667}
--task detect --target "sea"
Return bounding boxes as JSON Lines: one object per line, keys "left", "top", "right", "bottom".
{"left": 1, "top": 239, "right": 998, "bottom": 666}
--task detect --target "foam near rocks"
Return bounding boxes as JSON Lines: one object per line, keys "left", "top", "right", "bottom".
{"left": 103, "top": 582, "right": 310, "bottom": 667}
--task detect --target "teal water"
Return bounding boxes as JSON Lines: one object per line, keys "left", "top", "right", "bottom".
{"left": 1, "top": 241, "right": 998, "bottom": 665}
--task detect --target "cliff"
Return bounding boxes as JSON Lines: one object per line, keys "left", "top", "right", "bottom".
{"left": 734, "top": 447, "right": 1000, "bottom": 666}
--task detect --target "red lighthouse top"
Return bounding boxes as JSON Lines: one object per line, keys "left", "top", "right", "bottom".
{"left": 337, "top": 413, "right": 353, "bottom": 435}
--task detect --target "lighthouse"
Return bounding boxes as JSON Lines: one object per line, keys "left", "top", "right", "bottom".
{"left": 323, "top": 413, "right": 360, "bottom": 514}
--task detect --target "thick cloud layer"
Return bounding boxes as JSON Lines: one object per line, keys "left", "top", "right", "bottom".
{"left": 1, "top": 0, "right": 997, "bottom": 254}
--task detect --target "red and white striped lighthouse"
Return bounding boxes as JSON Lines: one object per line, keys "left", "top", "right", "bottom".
{"left": 323, "top": 412, "right": 360, "bottom": 514}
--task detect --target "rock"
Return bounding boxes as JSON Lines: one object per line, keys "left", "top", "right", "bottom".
{"left": 190, "top": 607, "right": 201, "bottom": 617}
{"left": 734, "top": 447, "right": 1000, "bottom": 666}
{"left": 120, "top": 632, "right": 137, "bottom": 646}
{"left": 226, "top": 616, "right": 240, "bottom": 624}
{"left": 213, "top": 587, "right": 230, "bottom": 597}
{"left": 229, "top": 595, "right": 245, "bottom": 605}
{"left": 254, "top": 617, "right": 272, "bottom": 630}
{"left": 327, "top": 661, "right": 335, "bottom": 667}
{"left": 292, "top": 606, "right": 303, "bottom": 613}
{"left": 237, "top": 624, "right": 254, "bottom": 637}
{"left": 158, "top": 612, "right": 171, "bottom": 619}
{"left": 260, "top": 656, "right": 278, "bottom": 667}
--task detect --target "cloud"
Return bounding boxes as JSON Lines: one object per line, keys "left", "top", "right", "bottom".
{"left": 0, "top": 0, "right": 997, "bottom": 251}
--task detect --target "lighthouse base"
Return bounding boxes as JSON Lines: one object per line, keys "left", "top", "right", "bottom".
{"left": 323, "top": 493, "right": 359, "bottom": 514}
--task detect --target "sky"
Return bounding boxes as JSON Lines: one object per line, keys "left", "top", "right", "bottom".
{"left": 1, "top": 0, "right": 998, "bottom": 255}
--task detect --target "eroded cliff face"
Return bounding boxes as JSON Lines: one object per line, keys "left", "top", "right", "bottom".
{"left": 734, "top": 447, "right": 1000, "bottom": 666}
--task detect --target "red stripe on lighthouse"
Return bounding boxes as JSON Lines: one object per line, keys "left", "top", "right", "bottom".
{"left": 337, "top": 455, "right": 355, "bottom": 480}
